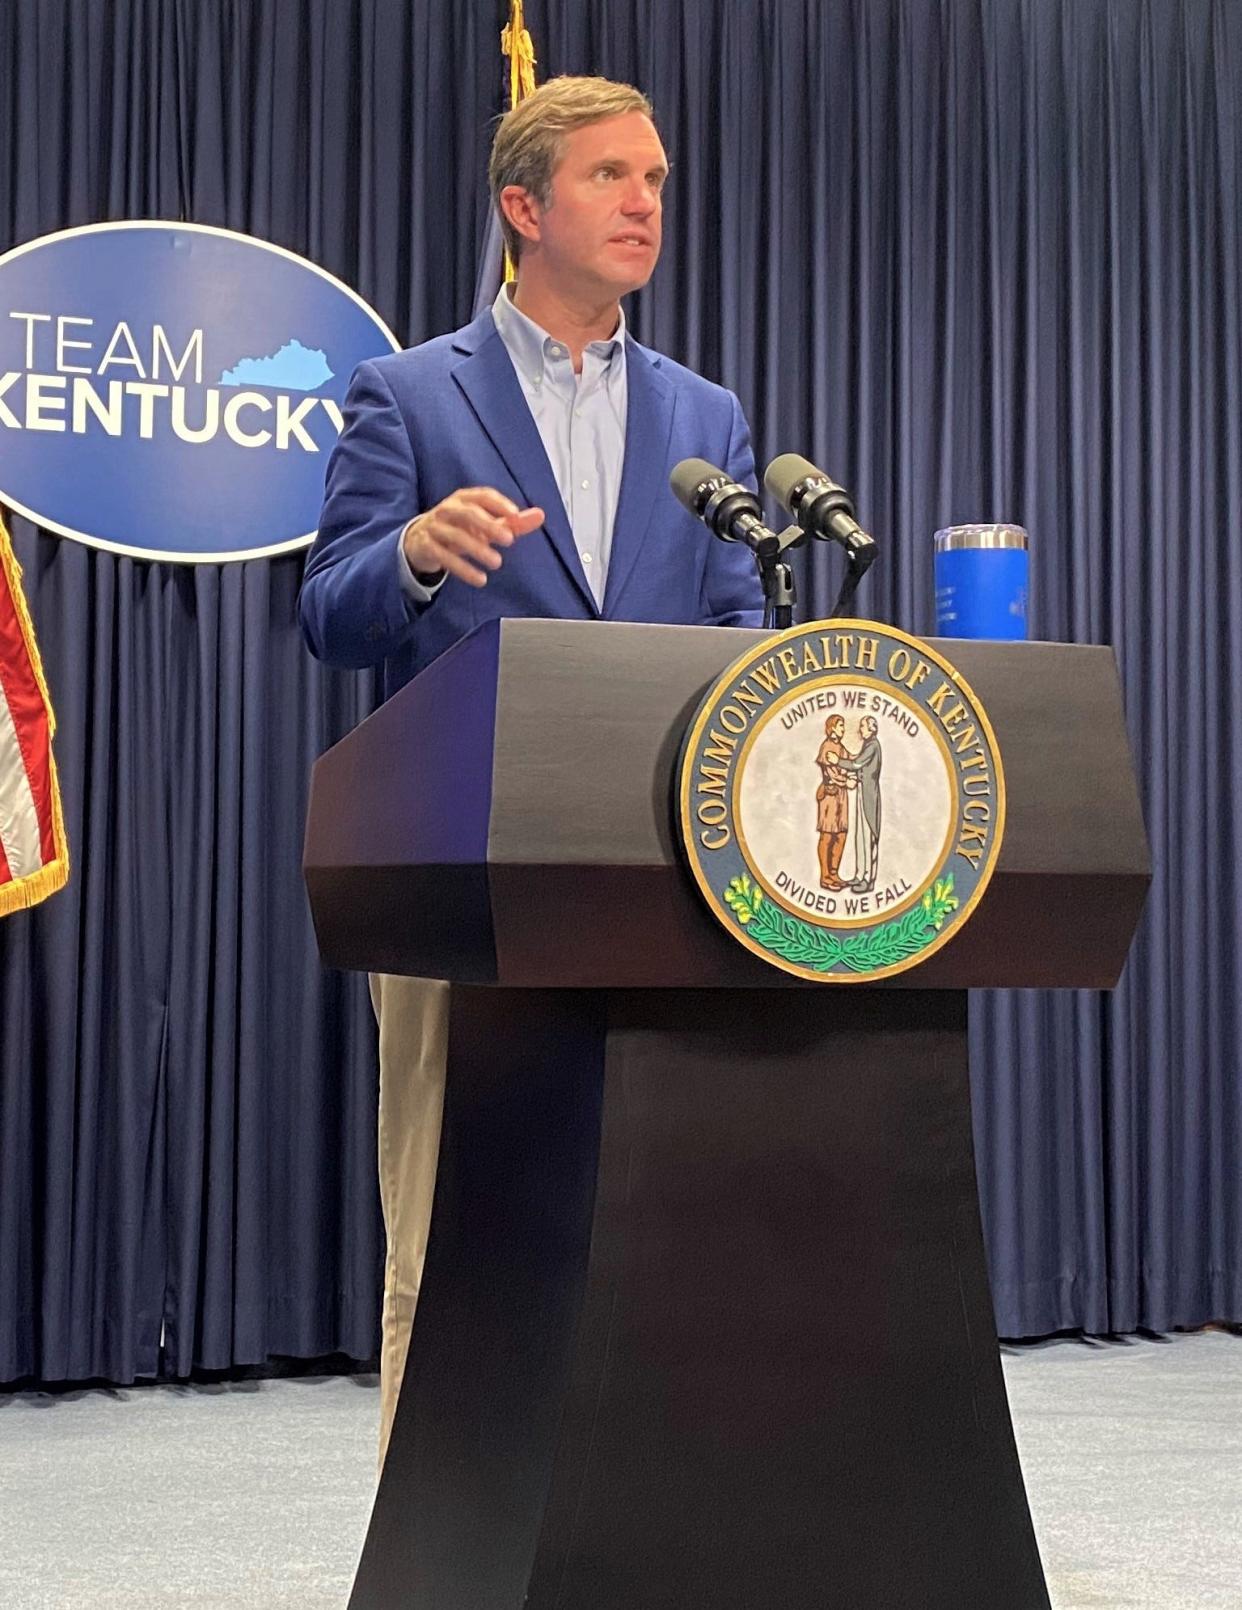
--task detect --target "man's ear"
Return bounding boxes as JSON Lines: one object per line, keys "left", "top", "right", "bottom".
{"left": 499, "top": 185, "right": 542, "bottom": 249}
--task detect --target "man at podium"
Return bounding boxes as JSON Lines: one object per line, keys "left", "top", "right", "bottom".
{"left": 300, "top": 74, "right": 763, "bottom": 1460}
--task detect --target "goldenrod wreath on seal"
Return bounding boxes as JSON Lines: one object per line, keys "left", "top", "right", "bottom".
{"left": 722, "top": 875, "right": 959, "bottom": 974}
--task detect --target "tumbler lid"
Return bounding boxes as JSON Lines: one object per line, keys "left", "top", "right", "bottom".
{"left": 934, "top": 523, "right": 1028, "bottom": 552}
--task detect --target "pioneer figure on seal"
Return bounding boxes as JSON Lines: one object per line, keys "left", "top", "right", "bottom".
{"left": 815, "top": 715, "right": 855, "bottom": 890}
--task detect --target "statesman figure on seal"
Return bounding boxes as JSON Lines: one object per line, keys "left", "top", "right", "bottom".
{"left": 836, "top": 714, "right": 883, "bottom": 894}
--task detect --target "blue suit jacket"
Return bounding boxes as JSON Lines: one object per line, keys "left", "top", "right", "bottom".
{"left": 300, "top": 309, "right": 764, "bottom": 694}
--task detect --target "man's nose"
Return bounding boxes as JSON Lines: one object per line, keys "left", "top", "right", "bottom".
{"left": 621, "top": 179, "right": 658, "bottom": 215}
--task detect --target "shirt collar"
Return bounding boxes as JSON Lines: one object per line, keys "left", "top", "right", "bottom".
{"left": 491, "top": 284, "right": 625, "bottom": 381}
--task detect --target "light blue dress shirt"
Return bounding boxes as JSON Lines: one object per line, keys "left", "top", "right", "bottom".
{"left": 398, "top": 286, "right": 628, "bottom": 609}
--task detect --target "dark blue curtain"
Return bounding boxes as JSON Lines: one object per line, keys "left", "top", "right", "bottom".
{"left": 0, "top": 0, "right": 503, "bottom": 1383}
{"left": 2, "top": 0, "right": 1239, "bottom": 1382}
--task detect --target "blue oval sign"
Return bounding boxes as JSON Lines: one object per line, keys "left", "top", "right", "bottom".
{"left": 0, "top": 223, "right": 399, "bottom": 562}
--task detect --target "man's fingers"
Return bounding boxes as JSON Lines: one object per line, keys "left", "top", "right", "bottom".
{"left": 425, "top": 538, "right": 495, "bottom": 588}
{"left": 448, "top": 501, "right": 543, "bottom": 548}
{"left": 506, "top": 506, "right": 545, "bottom": 535}
{"left": 437, "top": 499, "right": 544, "bottom": 553}
{"left": 407, "top": 491, "right": 545, "bottom": 586}
{"left": 435, "top": 507, "right": 509, "bottom": 548}
{"left": 434, "top": 509, "right": 515, "bottom": 560}
{"left": 439, "top": 551, "right": 491, "bottom": 588}
{"left": 455, "top": 490, "right": 544, "bottom": 532}
{"left": 427, "top": 525, "right": 504, "bottom": 573}
{"left": 458, "top": 486, "right": 523, "bottom": 519}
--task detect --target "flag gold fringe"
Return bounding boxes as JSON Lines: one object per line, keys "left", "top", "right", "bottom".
{"left": 501, "top": 0, "right": 537, "bottom": 109}
{"left": 0, "top": 511, "right": 69, "bottom": 915}
{"left": 500, "top": 0, "right": 538, "bottom": 283}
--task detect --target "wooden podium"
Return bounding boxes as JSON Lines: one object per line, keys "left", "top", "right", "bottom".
{"left": 304, "top": 618, "right": 1149, "bottom": 1610}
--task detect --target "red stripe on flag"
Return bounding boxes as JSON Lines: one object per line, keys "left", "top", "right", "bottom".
{"left": 0, "top": 556, "right": 55, "bottom": 868}
{"left": 0, "top": 830, "right": 11, "bottom": 885}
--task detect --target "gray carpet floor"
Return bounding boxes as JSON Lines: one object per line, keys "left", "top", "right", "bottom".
{"left": 1, "top": 1331, "right": 1238, "bottom": 1608}
{"left": 1002, "top": 1330, "right": 1242, "bottom": 1609}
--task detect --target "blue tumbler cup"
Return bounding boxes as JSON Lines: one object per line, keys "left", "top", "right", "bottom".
{"left": 933, "top": 524, "right": 1028, "bottom": 639}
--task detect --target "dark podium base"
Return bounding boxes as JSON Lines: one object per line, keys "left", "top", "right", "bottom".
{"left": 349, "top": 988, "right": 1049, "bottom": 1610}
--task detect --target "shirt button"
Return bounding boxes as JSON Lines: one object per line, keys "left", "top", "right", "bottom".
{"left": 582, "top": 552, "right": 593, "bottom": 564}
{"left": 550, "top": 344, "right": 563, "bottom": 356}
{"left": 581, "top": 479, "right": 590, "bottom": 490}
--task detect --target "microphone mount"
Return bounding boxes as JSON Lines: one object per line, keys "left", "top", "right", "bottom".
{"left": 825, "top": 541, "right": 874, "bottom": 621}
{"left": 753, "top": 523, "right": 806, "bottom": 631}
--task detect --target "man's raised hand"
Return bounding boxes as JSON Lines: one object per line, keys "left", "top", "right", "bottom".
{"left": 402, "top": 487, "right": 545, "bottom": 588}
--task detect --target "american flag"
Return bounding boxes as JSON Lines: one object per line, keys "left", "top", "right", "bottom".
{"left": 0, "top": 511, "right": 68, "bottom": 916}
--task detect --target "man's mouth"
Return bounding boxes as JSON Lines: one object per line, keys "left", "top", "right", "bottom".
{"left": 610, "top": 234, "right": 652, "bottom": 248}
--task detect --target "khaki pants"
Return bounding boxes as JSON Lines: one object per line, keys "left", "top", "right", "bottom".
{"left": 370, "top": 973, "right": 451, "bottom": 1471}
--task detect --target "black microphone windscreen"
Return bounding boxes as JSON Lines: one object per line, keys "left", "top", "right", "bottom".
{"left": 764, "top": 453, "right": 821, "bottom": 510}
{"left": 669, "top": 457, "right": 728, "bottom": 513}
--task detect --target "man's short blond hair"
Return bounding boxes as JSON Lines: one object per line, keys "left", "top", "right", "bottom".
{"left": 489, "top": 76, "right": 656, "bottom": 263}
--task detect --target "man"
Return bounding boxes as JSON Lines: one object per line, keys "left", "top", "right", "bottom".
{"left": 835, "top": 715, "right": 882, "bottom": 893}
{"left": 300, "top": 76, "right": 763, "bottom": 1462}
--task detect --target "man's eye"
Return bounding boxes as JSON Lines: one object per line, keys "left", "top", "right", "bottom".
{"left": 596, "top": 166, "right": 617, "bottom": 179}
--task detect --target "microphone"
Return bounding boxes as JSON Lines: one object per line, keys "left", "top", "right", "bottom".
{"left": 764, "top": 455, "right": 877, "bottom": 563}
{"left": 670, "top": 458, "right": 778, "bottom": 551}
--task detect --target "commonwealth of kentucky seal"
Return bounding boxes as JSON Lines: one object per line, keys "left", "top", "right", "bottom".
{"left": 678, "top": 620, "right": 1006, "bottom": 982}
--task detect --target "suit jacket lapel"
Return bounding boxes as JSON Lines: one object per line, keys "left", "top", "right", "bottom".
{"left": 602, "top": 339, "right": 677, "bottom": 616}
{"left": 451, "top": 315, "right": 597, "bottom": 615}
